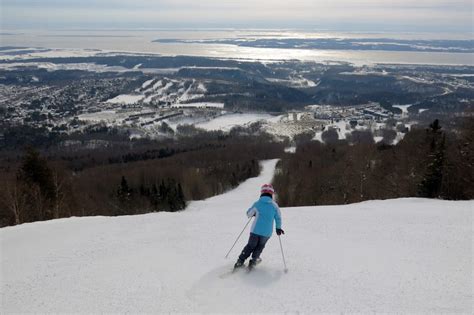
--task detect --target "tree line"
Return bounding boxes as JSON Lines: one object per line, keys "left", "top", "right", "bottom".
{"left": 1, "top": 117, "right": 471, "bottom": 227}
{"left": 273, "top": 118, "right": 473, "bottom": 206}
{"left": 0, "top": 132, "right": 284, "bottom": 227}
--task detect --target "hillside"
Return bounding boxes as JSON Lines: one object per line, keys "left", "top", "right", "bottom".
{"left": 1, "top": 160, "right": 472, "bottom": 313}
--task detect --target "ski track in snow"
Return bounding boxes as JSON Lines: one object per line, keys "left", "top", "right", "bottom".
{"left": 1, "top": 159, "right": 473, "bottom": 313}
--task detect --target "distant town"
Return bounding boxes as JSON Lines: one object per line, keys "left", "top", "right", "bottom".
{"left": 1, "top": 52, "right": 472, "bottom": 147}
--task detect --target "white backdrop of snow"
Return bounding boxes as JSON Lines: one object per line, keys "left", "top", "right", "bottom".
{"left": 106, "top": 94, "right": 144, "bottom": 105}
{"left": 196, "top": 113, "right": 280, "bottom": 131}
{"left": 393, "top": 104, "right": 413, "bottom": 114}
{"left": 140, "top": 79, "right": 154, "bottom": 89}
{"left": 171, "top": 102, "right": 224, "bottom": 109}
{"left": 78, "top": 110, "right": 122, "bottom": 122}
{"left": 1, "top": 160, "right": 472, "bottom": 313}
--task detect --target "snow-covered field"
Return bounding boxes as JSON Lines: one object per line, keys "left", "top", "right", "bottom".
{"left": 0, "top": 61, "right": 134, "bottom": 73}
{"left": 78, "top": 110, "right": 131, "bottom": 123}
{"left": 393, "top": 104, "right": 413, "bottom": 114}
{"left": 265, "top": 76, "right": 318, "bottom": 88}
{"left": 171, "top": 102, "right": 224, "bottom": 109}
{"left": 132, "top": 77, "right": 210, "bottom": 105}
{"left": 0, "top": 48, "right": 101, "bottom": 61}
{"left": 106, "top": 94, "right": 145, "bottom": 105}
{"left": 309, "top": 119, "right": 409, "bottom": 145}
{"left": 77, "top": 110, "right": 119, "bottom": 122}
{"left": 1, "top": 160, "right": 472, "bottom": 313}
{"left": 196, "top": 113, "right": 281, "bottom": 131}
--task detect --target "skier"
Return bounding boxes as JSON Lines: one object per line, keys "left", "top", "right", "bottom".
{"left": 234, "top": 184, "right": 284, "bottom": 270}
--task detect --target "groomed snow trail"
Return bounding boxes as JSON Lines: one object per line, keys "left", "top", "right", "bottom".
{"left": 1, "top": 159, "right": 472, "bottom": 313}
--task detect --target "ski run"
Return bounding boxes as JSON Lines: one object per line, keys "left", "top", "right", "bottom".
{"left": 1, "top": 160, "right": 472, "bottom": 313}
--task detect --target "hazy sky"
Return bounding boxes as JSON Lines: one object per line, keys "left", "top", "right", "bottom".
{"left": 1, "top": 0, "right": 473, "bottom": 32}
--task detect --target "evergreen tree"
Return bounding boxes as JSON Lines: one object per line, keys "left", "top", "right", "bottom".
{"left": 167, "top": 179, "right": 179, "bottom": 212}
{"left": 177, "top": 183, "right": 186, "bottom": 209}
{"left": 159, "top": 179, "right": 167, "bottom": 201}
{"left": 139, "top": 183, "right": 149, "bottom": 197}
{"left": 418, "top": 120, "right": 445, "bottom": 198}
{"left": 150, "top": 183, "right": 160, "bottom": 210}
{"left": 18, "top": 147, "right": 55, "bottom": 201}
{"left": 429, "top": 119, "right": 442, "bottom": 132}
{"left": 17, "top": 147, "right": 56, "bottom": 220}
{"left": 117, "top": 176, "right": 132, "bottom": 204}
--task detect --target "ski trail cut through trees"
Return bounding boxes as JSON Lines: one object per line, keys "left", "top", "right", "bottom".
{"left": 1, "top": 159, "right": 472, "bottom": 313}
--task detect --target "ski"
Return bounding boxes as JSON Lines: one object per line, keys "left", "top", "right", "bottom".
{"left": 220, "top": 258, "right": 262, "bottom": 277}
{"left": 219, "top": 265, "right": 245, "bottom": 279}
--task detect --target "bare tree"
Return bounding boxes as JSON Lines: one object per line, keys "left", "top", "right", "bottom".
{"left": 2, "top": 181, "right": 27, "bottom": 225}
{"left": 52, "top": 169, "right": 66, "bottom": 219}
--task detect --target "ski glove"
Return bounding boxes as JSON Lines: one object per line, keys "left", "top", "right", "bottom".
{"left": 276, "top": 228, "right": 285, "bottom": 235}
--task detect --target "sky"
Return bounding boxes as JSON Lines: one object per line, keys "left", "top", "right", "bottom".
{"left": 1, "top": 0, "right": 473, "bottom": 33}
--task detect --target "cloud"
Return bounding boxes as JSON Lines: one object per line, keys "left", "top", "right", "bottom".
{"left": 2, "top": 0, "right": 472, "bottom": 32}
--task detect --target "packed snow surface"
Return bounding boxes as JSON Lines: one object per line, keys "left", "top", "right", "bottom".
{"left": 393, "top": 104, "right": 413, "bottom": 114}
{"left": 0, "top": 62, "right": 132, "bottom": 73}
{"left": 1, "top": 160, "right": 472, "bottom": 313}
{"left": 77, "top": 110, "right": 120, "bottom": 122}
{"left": 140, "top": 79, "right": 154, "bottom": 89}
{"left": 171, "top": 102, "right": 224, "bottom": 109}
{"left": 196, "top": 113, "right": 281, "bottom": 131}
{"left": 106, "top": 94, "right": 144, "bottom": 105}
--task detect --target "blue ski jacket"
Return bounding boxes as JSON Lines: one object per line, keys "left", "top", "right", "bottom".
{"left": 247, "top": 196, "right": 282, "bottom": 237}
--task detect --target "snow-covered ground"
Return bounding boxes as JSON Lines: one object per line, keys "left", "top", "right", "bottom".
{"left": 196, "top": 113, "right": 281, "bottom": 131}
{"left": 0, "top": 48, "right": 101, "bottom": 61}
{"left": 265, "top": 76, "right": 318, "bottom": 88}
{"left": 137, "top": 78, "right": 209, "bottom": 105}
{"left": 1, "top": 160, "right": 472, "bottom": 313}
{"left": 0, "top": 59, "right": 179, "bottom": 74}
{"left": 106, "top": 94, "right": 145, "bottom": 105}
{"left": 77, "top": 110, "right": 122, "bottom": 123}
{"left": 140, "top": 79, "right": 155, "bottom": 89}
{"left": 0, "top": 61, "right": 133, "bottom": 73}
{"left": 171, "top": 102, "right": 224, "bottom": 109}
{"left": 312, "top": 120, "right": 350, "bottom": 143}
{"left": 332, "top": 119, "right": 350, "bottom": 140}
{"left": 393, "top": 104, "right": 413, "bottom": 114}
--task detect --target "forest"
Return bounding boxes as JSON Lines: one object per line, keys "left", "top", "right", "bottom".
{"left": 0, "top": 130, "right": 284, "bottom": 227}
{"left": 273, "top": 118, "right": 474, "bottom": 206}
{"left": 1, "top": 118, "right": 472, "bottom": 227}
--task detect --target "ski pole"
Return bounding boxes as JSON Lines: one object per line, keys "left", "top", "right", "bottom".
{"left": 225, "top": 217, "right": 253, "bottom": 258}
{"left": 278, "top": 235, "right": 289, "bottom": 273}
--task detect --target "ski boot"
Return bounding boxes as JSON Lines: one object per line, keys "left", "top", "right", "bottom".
{"left": 248, "top": 258, "right": 262, "bottom": 271}
{"left": 233, "top": 259, "right": 244, "bottom": 270}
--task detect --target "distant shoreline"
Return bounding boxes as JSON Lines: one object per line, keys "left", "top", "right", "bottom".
{"left": 1, "top": 47, "right": 473, "bottom": 67}
{"left": 1, "top": 29, "right": 473, "bottom": 66}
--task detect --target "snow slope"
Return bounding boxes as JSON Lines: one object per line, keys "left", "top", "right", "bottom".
{"left": 196, "top": 113, "right": 279, "bottom": 131}
{"left": 106, "top": 94, "right": 144, "bottom": 105}
{"left": 1, "top": 160, "right": 472, "bottom": 313}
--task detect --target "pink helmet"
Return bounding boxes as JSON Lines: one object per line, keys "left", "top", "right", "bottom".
{"left": 260, "top": 184, "right": 275, "bottom": 195}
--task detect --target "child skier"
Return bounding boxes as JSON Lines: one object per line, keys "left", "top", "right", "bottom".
{"left": 234, "top": 184, "right": 284, "bottom": 270}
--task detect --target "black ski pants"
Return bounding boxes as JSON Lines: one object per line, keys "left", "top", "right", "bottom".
{"left": 239, "top": 233, "right": 270, "bottom": 262}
